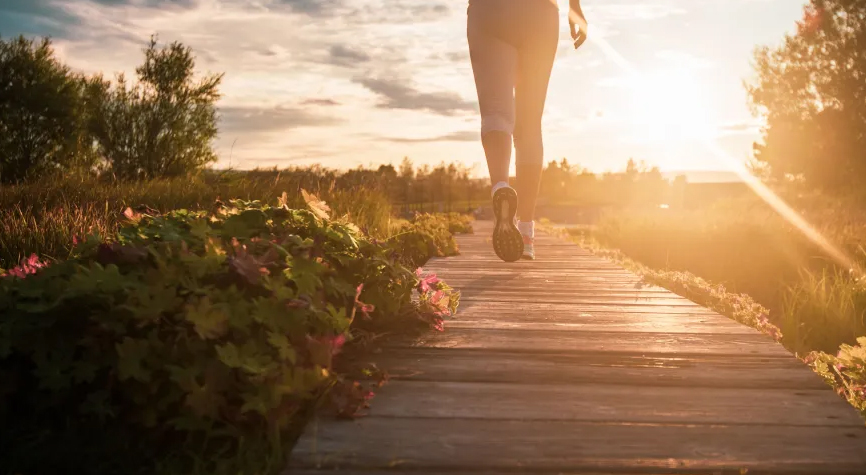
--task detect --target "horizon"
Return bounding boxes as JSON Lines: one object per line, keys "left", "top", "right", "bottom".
{"left": 2, "top": 0, "right": 805, "bottom": 175}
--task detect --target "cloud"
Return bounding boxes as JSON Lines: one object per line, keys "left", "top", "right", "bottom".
{"left": 328, "top": 44, "right": 371, "bottom": 67}
{"left": 0, "top": 0, "right": 76, "bottom": 35}
{"left": 592, "top": 3, "right": 687, "bottom": 21}
{"left": 718, "top": 119, "right": 763, "bottom": 136}
{"left": 219, "top": 106, "right": 341, "bottom": 136}
{"left": 384, "top": 130, "right": 479, "bottom": 143}
{"left": 300, "top": 98, "right": 341, "bottom": 106}
{"left": 91, "top": 0, "right": 199, "bottom": 8}
{"left": 353, "top": 76, "right": 476, "bottom": 116}
{"left": 270, "top": 0, "right": 344, "bottom": 15}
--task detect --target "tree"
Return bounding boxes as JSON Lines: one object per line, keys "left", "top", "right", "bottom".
{"left": 0, "top": 36, "right": 93, "bottom": 184}
{"left": 88, "top": 36, "right": 223, "bottom": 179}
{"left": 746, "top": 0, "right": 866, "bottom": 188}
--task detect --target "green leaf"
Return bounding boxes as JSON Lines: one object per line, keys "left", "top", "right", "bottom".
{"left": 185, "top": 296, "right": 228, "bottom": 340}
{"left": 301, "top": 189, "right": 331, "bottom": 220}
{"left": 184, "top": 383, "right": 226, "bottom": 419}
{"left": 215, "top": 342, "right": 242, "bottom": 369}
{"left": 116, "top": 337, "right": 151, "bottom": 382}
{"left": 267, "top": 331, "right": 296, "bottom": 364}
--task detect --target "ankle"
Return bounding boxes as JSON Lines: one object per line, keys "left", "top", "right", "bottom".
{"left": 517, "top": 220, "right": 535, "bottom": 237}
{"left": 490, "top": 181, "right": 510, "bottom": 197}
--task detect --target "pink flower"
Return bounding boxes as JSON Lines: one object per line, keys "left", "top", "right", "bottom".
{"left": 430, "top": 290, "right": 445, "bottom": 306}
{"left": 353, "top": 284, "right": 375, "bottom": 319}
{"left": 417, "top": 273, "right": 440, "bottom": 293}
{"left": 3, "top": 254, "right": 48, "bottom": 279}
{"left": 331, "top": 334, "right": 347, "bottom": 355}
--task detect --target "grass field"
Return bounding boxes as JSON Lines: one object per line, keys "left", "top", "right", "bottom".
{"left": 0, "top": 171, "right": 395, "bottom": 268}
{"left": 560, "top": 189, "right": 866, "bottom": 418}
{"left": 583, "top": 191, "right": 866, "bottom": 355}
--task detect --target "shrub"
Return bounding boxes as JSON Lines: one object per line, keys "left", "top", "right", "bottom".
{"left": 443, "top": 212, "right": 474, "bottom": 235}
{"left": 0, "top": 194, "right": 458, "bottom": 475}
{"left": 387, "top": 213, "right": 466, "bottom": 269}
{"left": 0, "top": 35, "right": 94, "bottom": 184}
{"left": 87, "top": 36, "right": 222, "bottom": 179}
{"left": 807, "top": 338, "right": 866, "bottom": 420}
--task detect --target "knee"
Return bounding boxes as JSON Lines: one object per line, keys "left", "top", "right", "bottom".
{"left": 481, "top": 114, "right": 515, "bottom": 136}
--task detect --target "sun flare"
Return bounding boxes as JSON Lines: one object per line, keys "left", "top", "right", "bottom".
{"left": 624, "top": 69, "right": 715, "bottom": 143}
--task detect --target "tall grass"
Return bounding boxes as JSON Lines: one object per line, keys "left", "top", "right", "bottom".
{"left": 590, "top": 192, "right": 866, "bottom": 355}
{"left": 0, "top": 171, "right": 392, "bottom": 268}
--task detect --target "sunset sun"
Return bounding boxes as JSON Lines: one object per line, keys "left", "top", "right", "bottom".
{"left": 624, "top": 69, "right": 715, "bottom": 143}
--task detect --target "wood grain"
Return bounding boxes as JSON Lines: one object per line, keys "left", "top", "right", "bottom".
{"left": 290, "top": 221, "right": 866, "bottom": 473}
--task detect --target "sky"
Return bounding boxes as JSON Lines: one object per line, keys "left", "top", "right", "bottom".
{"left": 1, "top": 0, "right": 806, "bottom": 176}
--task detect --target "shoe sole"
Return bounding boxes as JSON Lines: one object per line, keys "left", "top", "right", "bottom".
{"left": 492, "top": 188, "right": 523, "bottom": 263}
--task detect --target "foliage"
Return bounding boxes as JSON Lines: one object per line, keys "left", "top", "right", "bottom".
{"left": 87, "top": 36, "right": 222, "bottom": 179}
{"left": 807, "top": 338, "right": 866, "bottom": 419}
{"left": 747, "top": 0, "right": 866, "bottom": 188}
{"left": 0, "top": 171, "right": 394, "bottom": 268}
{"left": 586, "top": 195, "right": 866, "bottom": 355}
{"left": 783, "top": 267, "right": 866, "bottom": 354}
{"left": 387, "top": 212, "right": 470, "bottom": 269}
{"left": 560, "top": 225, "right": 783, "bottom": 344}
{"left": 443, "top": 212, "right": 475, "bottom": 234}
{"left": 0, "top": 35, "right": 94, "bottom": 184}
{"left": 0, "top": 194, "right": 458, "bottom": 475}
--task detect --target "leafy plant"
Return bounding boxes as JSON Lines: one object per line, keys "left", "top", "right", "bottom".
{"left": 806, "top": 338, "right": 866, "bottom": 419}
{"left": 387, "top": 212, "right": 469, "bottom": 268}
{"left": 0, "top": 192, "right": 458, "bottom": 475}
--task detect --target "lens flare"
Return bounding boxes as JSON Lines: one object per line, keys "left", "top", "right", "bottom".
{"left": 572, "top": 14, "right": 856, "bottom": 273}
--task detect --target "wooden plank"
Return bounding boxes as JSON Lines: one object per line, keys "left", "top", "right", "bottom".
{"left": 291, "top": 221, "right": 866, "bottom": 473}
{"left": 456, "top": 302, "right": 720, "bottom": 315}
{"left": 403, "top": 328, "right": 792, "bottom": 357}
{"left": 446, "top": 319, "right": 757, "bottom": 335}
{"left": 449, "top": 305, "right": 751, "bottom": 334}
{"left": 361, "top": 381, "right": 863, "bottom": 427}
{"left": 457, "top": 295, "right": 701, "bottom": 307}
{"left": 457, "top": 304, "right": 726, "bottom": 321}
{"left": 364, "top": 348, "right": 829, "bottom": 389}
{"left": 443, "top": 284, "right": 672, "bottom": 294}
{"left": 290, "top": 418, "right": 866, "bottom": 473}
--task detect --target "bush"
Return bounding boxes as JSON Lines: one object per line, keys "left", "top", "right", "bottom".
{"left": 807, "top": 338, "right": 866, "bottom": 420}
{"left": 387, "top": 213, "right": 468, "bottom": 269}
{"left": 0, "top": 194, "right": 458, "bottom": 475}
{"left": 443, "top": 212, "right": 474, "bottom": 234}
{"left": 87, "top": 36, "right": 222, "bottom": 179}
{"left": 0, "top": 35, "right": 93, "bottom": 184}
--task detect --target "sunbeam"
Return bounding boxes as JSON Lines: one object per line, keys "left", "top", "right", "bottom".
{"left": 574, "top": 11, "right": 857, "bottom": 273}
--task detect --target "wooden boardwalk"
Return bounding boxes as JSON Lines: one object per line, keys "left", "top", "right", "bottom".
{"left": 290, "top": 221, "right": 866, "bottom": 474}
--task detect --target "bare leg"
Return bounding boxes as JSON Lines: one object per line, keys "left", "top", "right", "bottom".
{"left": 514, "top": 5, "right": 558, "bottom": 222}
{"left": 482, "top": 131, "right": 512, "bottom": 185}
{"left": 468, "top": 3, "right": 518, "bottom": 188}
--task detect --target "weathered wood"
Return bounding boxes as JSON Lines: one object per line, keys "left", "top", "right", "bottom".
{"left": 445, "top": 318, "right": 757, "bottom": 335}
{"left": 292, "top": 418, "right": 866, "bottom": 473}
{"left": 359, "top": 381, "right": 862, "bottom": 426}
{"left": 365, "top": 348, "right": 829, "bottom": 389}
{"left": 290, "top": 221, "right": 866, "bottom": 473}
{"left": 407, "top": 327, "right": 791, "bottom": 357}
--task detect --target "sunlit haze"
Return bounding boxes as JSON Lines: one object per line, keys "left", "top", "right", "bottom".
{"left": 2, "top": 0, "right": 804, "bottom": 175}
